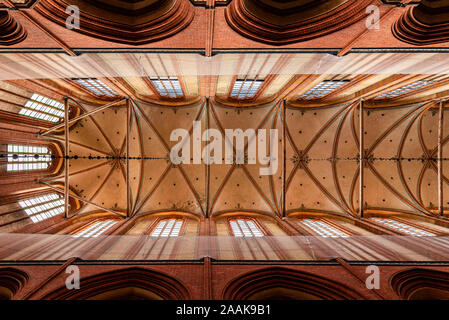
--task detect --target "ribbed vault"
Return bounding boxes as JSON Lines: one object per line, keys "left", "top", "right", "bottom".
{"left": 40, "top": 94, "right": 449, "bottom": 221}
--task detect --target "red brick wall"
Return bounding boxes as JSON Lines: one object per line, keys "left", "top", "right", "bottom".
{"left": 3, "top": 261, "right": 449, "bottom": 300}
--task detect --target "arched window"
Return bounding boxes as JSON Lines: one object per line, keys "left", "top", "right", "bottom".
{"left": 370, "top": 218, "right": 435, "bottom": 237}
{"left": 6, "top": 144, "right": 52, "bottom": 172}
{"left": 151, "top": 219, "right": 183, "bottom": 237}
{"left": 72, "top": 219, "right": 118, "bottom": 238}
{"left": 18, "top": 93, "right": 64, "bottom": 123}
{"left": 298, "top": 219, "right": 349, "bottom": 238}
{"left": 72, "top": 78, "right": 118, "bottom": 98}
{"left": 150, "top": 77, "right": 183, "bottom": 98}
{"left": 230, "top": 79, "right": 263, "bottom": 99}
{"left": 229, "top": 218, "right": 264, "bottom": 237}
{"left": 300, "top": 80, "right": 350, "bottom": 100}
{"left": 18, "top": 193, "right": 65, "bottom": 223}
{"left": 375, "top": 80, "right": 435, "bottom": 99}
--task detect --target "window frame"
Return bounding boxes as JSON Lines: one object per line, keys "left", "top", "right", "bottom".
{"left": 227, "top": 217, "right": 266, "bottom": 238}
{"left": 374, "top": 80, "right": 437, "bottom": 100}
{"left": 18, "top": 93, "right": 65, "bottom": 123}
{"left": 299, "top": 80, "right": 351, "bottom": 100}
{"left": 297, "top": 218, "right": 351, "bottom": 238}
{"left": 71, "top": 218, "right": 119, "bottom": 238}
{"left": 149, "top": 218, "right": 185, "bottom": 237}
{"left": 1, "top": 141, "right": 63, "bottom": 178}
{"left": 6, "top": 144, "right": 53, "bottom": 173}
{"left": 370, "top": 217, "right": 437, "bottom": 237}
{"left": 18, "top": 193, "right": 66, "bottom": 223}
{"left": 71, "top": 78, "right": 119, "bottom": 98}
{"left": 228, "top": 78, "right": 264, "bottom": 100}
{"left": 149, "top": 76, "right": 185, "bottom": 99}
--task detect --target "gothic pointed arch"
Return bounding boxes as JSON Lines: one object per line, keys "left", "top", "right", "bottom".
{"left": 42, "top": 267, "right": 190, "bottom": 300}
{"left": 225, "top": 0, "right": 372, "bottom": 45}
{"left": 391, "top": 268, "right": 449, "bottom": 300}
{"left": 0, "top": 268, "right": 28, "bottom": 300}
{"left": 0, "top": 11, "right": 27, "bottom": 46}
{"left": 35, "top": 0, "right": 195, "bottom": 45}
{"left": 393, "top": 0, "right": 449, "bottom": 45}
{"left": 223, "top": 267, "right": 364, "bottom": 300}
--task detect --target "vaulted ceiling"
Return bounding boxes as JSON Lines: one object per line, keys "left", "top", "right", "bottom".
{"left": 39, "top": 96, "right": 449, "bottom": 220}
{"left": 1, "top": 52, "right": 446, "bottom": 222}
{"left": 2, "top": 0, "right": 449, "bottom": 55}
